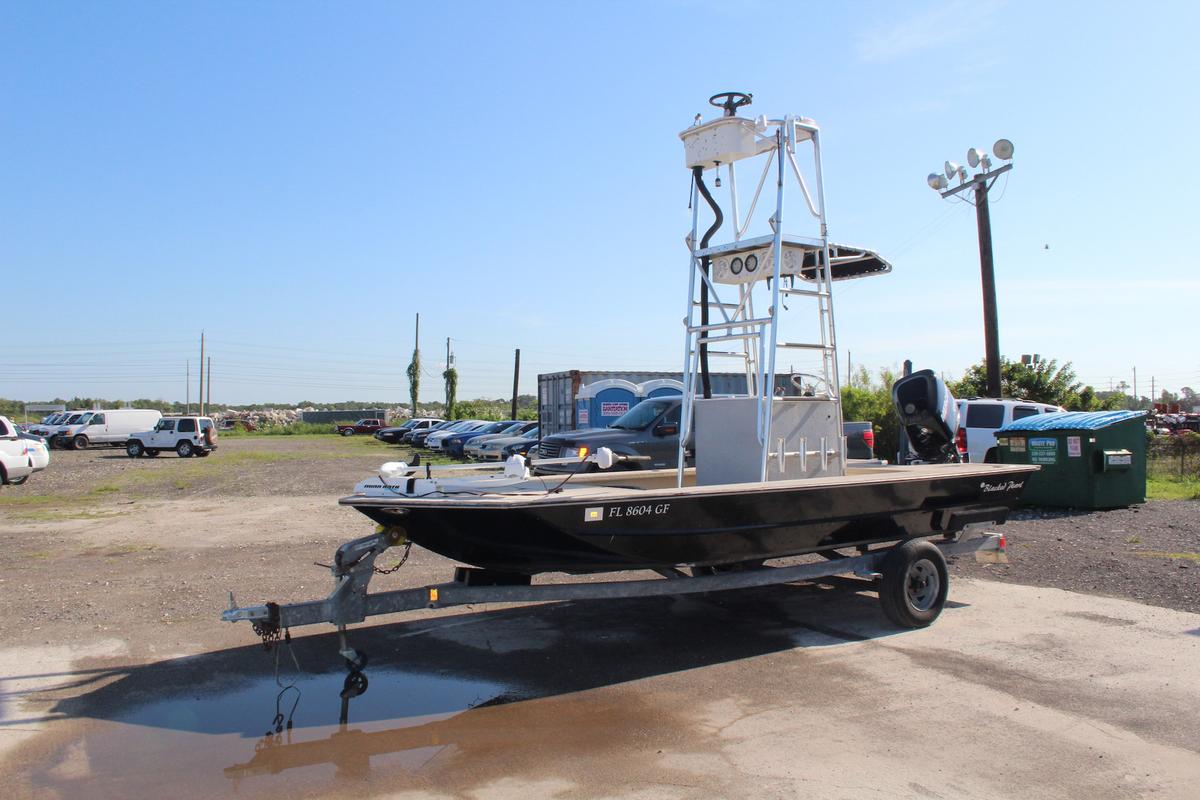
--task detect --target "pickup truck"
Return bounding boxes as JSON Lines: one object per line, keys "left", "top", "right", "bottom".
{"left": 536, "top": 399, "right": 878, "bottom": 474}
{"left": 336, "top": 419, "right": 385, "bottom": 436}
{"left": 535, "top": 398, "right": 685, "bottom": 475}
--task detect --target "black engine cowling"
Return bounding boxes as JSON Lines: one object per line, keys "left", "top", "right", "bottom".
{"left": 892, "top": 369, "right": 961, "bottom": 463}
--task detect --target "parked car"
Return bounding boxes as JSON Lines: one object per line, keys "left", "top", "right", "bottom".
{"left": 535, "top": 398, "right": 685, "bottom": 475}
{"left": 336, "top": 418, "right": 385, "bottom": 436}
{"left": 409, "top": 420, "right": 458, "bottom": 447}
{"left": 954, "top": 397, "right": 1064, "bottom": 463}
{"left": 470, "top": 427, "right": 540, "bottom": 461}
{"left": 445, "top": 420, "right": 525, "bottom": 458}
{"left": 44, "top": 411, "right": 95, "bottom": 448}
{"left": 126, "top": 416, "right": 218, "bottom": 458}
{"left": 53, "top": 408, "right": 163, "bottom": 450}
{"left": 427, "top": 421, "right": 487, "bottom": 452}
{"left": 501, "top": 434, "right": 540, "bottom": 460}
{"left": 0, "top": 416, "right": 50, "bottom": 486}
{"left": 843, "top": 421, "right": 876, "bottom": 460}
{"left": 375, "top": 418, "right": 443, "bottom": 444}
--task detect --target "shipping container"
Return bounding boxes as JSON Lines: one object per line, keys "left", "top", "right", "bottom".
{"left": 537, "top": 371, "right": 751, "bottom": 436}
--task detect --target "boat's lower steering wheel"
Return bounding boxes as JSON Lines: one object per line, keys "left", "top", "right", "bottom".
{"left": 789, "top": 372, "right": 832, "bottom": 397}
{"left": 709, "top": 92, "right": 753, "bottom": 116}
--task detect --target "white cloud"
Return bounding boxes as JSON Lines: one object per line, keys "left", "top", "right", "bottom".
{"left": 856, "top": 0, "right": 1003, "bottom": 63}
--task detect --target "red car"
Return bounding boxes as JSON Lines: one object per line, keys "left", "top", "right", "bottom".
{"left": 336, "top": 418, "right": 385, "bottom": 436}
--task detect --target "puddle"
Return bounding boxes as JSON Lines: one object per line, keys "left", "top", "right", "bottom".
{"left": 8, "top": 587, "right": 893, "bottom": 798}
{"left": 20, "top": 667, "right": 505, "bottom": 799}
{"left": 112, "top": 666, "right": 502, "bottom": 736}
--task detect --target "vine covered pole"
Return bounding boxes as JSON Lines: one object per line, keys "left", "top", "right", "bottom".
{"left": 443, "top": 337, "right": 457, "bottom": 420}
{"left": 406, "top": 313, "right": 421, "bottom": 419}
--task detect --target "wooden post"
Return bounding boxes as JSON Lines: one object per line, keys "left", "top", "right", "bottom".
{"left": 511, "top": 349, "right": 520, "bottom": 420}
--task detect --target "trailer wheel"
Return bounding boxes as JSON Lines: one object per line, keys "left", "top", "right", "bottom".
{"left": 126, "top": 440, "right": 144, "bottom": 458}
{"left": 878, "top": 540, "right": 948, "bottom": 628}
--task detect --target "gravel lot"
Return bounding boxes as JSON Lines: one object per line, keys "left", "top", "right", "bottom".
{"left": 2, "top": 436, "right": 1198, "bottom": 799}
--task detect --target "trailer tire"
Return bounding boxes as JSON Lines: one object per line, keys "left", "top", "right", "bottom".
{"left": 879, "top": 540, "right": 948, "bottom": 628}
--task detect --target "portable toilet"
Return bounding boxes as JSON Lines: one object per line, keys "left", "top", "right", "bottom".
{"left": 575, "top": 379, "right": 638, "bottom": 429}
{"left": 996, "top": 410, "right": 1147, "bottom": 509}
{"left": 638, "top": 378, "right": 684, "bottom": 399}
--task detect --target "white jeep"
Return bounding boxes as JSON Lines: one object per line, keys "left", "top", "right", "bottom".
{"left": 126, "top": 416, "right": 218, "bottom": 458}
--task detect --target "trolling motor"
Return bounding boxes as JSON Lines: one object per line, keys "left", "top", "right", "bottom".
{"left": 892, "top": 369, "right": 962, "bottom": 464}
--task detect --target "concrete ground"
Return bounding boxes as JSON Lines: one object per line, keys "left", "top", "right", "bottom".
{"left": 3, "top": 575, "right": 1198, "bottom": 799}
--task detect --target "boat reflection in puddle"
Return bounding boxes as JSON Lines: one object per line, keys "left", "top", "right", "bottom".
{"left": 27, "top": 667, "right": 507, "bottom": 799}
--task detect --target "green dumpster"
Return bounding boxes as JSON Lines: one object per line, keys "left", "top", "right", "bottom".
{"left": 995, "top": 411, "right": 1147, "bottom": 509}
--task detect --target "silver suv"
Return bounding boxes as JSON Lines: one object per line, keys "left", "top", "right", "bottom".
{"left": 956, "top": 398, "right": 1063, "bottom": 463}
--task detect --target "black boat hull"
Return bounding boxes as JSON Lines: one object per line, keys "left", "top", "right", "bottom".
{"left": 341, "top": 465, "right": 1036, "bottom": 575}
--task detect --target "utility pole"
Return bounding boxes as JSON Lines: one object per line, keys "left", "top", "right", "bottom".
{"left": 928, "top": 141, "right": 1014, "bottom": 399}
{"left": 1151, "top": 376, "right": 1156, "bottom": 405}
{"left": 199, "top": 331, "right": 205, "bottom": 416}
{"left": 511, "top": 349, "right": 521, "bottom": 420}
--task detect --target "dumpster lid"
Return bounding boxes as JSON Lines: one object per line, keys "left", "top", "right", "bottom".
{"left": 998, "top": 410, "right": 1147, "bottom": 433}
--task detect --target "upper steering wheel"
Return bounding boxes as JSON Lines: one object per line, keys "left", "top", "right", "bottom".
{"left": 709, "top": 92, "right": 753, "bottom": 117}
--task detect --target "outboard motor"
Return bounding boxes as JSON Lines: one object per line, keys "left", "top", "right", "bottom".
{"left": 892, "top": 369, "right": 961, "bottom": 464}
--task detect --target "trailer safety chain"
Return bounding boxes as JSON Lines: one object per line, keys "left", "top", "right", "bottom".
{"left": 251, "top": 602, "right": 283, "bottom": 651}
{"left": 373, "top": 541, "right": 413, "bottom": 575}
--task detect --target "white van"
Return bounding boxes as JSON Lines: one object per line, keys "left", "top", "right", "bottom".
{"left": 45, "top": 411, "right": 95, "bottom": 447}
{"left": 57, "top": 409, "right": 164, "bottom": 450}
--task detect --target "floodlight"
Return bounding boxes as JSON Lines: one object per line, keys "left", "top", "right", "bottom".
{"left": 993, "top": 138, "right": 1014, "bottom": 159}
{"left": 944, "top": 161, "right": 959, "bottom": 179}
{"left": 927, "top": 172, "right": 948, "bottom": 191}
{"left": 967, "top": 148, "right": 985, "bottom": 168}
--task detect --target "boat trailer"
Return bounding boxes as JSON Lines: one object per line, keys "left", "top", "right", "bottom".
{"left": 224, "top": 526, "right": 1007, "bottom": 711}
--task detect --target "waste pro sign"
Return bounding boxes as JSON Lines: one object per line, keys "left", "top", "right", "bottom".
{"left": 1029, "top": 437, "right": 1059, "bottom": 464}
{"left": 600, "top": 402, "right": 629, "bottom": 417}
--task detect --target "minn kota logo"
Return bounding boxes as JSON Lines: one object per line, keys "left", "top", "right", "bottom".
{"left": 584, "top": 507, "right": 604, "bottom": 522}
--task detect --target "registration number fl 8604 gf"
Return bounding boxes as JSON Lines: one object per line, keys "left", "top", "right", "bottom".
{"left": 609, "top": 503, "right": 671, "bottom": 518}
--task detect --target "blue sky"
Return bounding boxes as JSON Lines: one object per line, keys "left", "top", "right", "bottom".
{"left": 3, "top": 1, "right": 1197, "bottom": 405}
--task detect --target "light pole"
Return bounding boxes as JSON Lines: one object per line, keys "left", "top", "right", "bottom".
{"left": 928, "top": 139, "right": 1014, "bottom": 399}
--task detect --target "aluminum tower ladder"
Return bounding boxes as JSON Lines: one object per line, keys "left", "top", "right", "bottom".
{"left": 676, "top": 102, "right": 842, "bottom": 486}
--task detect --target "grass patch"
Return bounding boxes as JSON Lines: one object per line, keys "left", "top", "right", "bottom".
{"left": 0, "top": 493, "right": 71, "bottom": 508}
{"left": 1147, "top": 477, "right": 1200, "bottom": 501}
{"left": 15, "top": 507, "right": 125, "bottom": 522}
{"left": 218, "top": 422, "right": 354, "bottom": 437}
{"left": 1133, "top": 551, "right": 1200, "bottom": 562}
{"left": 88, "top": 484, "right": 121, "bottom": 495}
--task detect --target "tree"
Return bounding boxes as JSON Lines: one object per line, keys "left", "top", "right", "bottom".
{"left": 406, "top": 314, "right": 421, "bottom": 418}
{"left": 949, "top": 357, "right": 1120, "bottom": 411}
{"left": 841, "top": 366, "right": 900, "bottom": 461}
{"left": 443, "top": 365, "right": 458, "bottom": 420}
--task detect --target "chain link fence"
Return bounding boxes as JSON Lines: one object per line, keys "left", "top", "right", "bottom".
{"left": 1148, "top": 435, "right": 1200, "bottom": 479}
